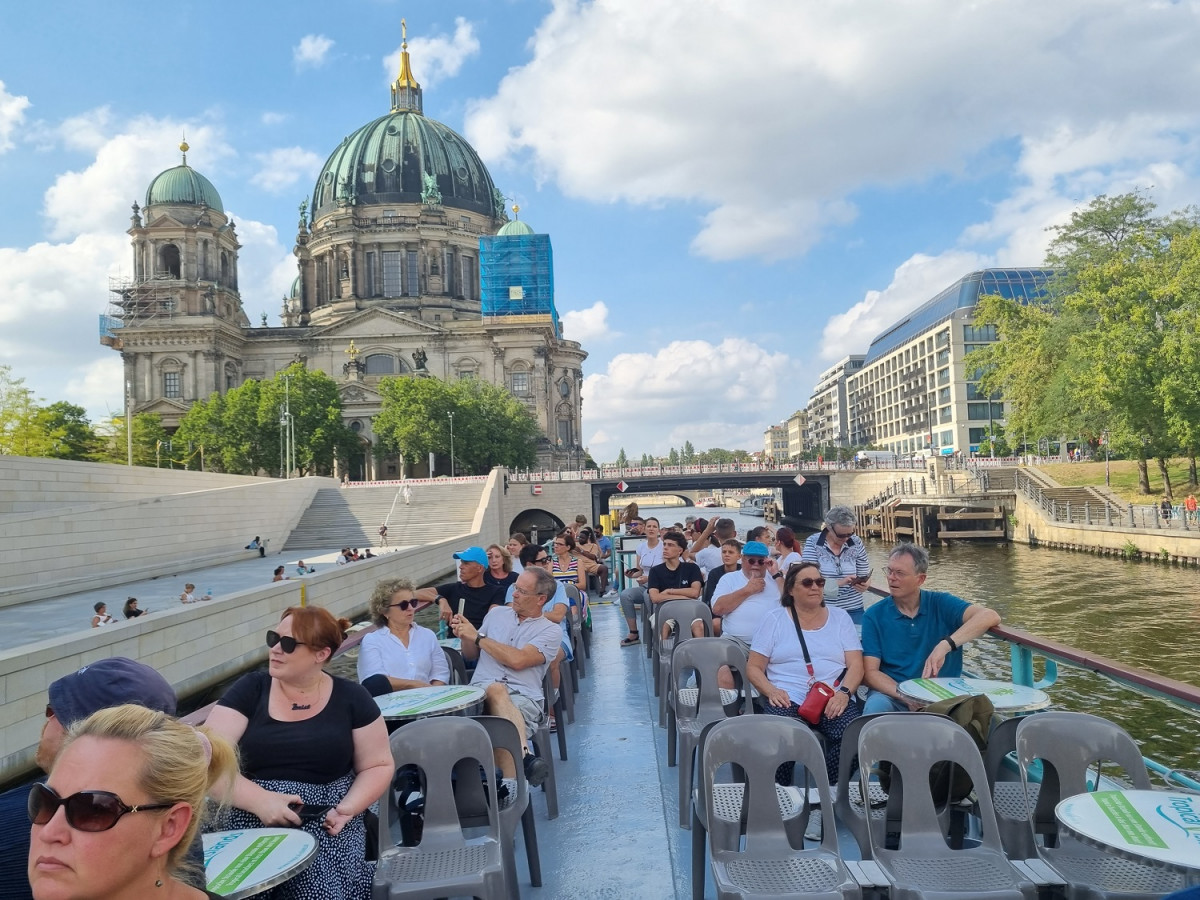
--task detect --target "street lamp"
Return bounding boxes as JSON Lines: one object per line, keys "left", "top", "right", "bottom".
{"left": 448, "top": 411, "right": 455, "bottom": 477}
{"left": 1103, "top": 429, "right": 1110, "bottom": 487}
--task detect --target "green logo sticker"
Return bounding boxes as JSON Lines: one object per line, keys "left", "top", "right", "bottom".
{"left": 208, "top": 834, "right": 287, "bottom": 892}
{"left": 1095, "top": 791, "right": 1169, "bottom": 849}
{"left": 912, "top": 678, "right": 957, "bottom": 700}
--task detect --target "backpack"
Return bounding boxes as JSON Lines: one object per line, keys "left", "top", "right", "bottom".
{"left": 877, "top": 693, "right": 995, "bottom": 805}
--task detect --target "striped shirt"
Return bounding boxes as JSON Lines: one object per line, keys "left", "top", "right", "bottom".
{"left": 801, "top": 530, "right": 870, "bottom": 614}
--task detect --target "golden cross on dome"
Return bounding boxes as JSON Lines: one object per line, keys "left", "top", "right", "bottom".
{"left": 345, "top": 340, "right": 361, "bottom": 360}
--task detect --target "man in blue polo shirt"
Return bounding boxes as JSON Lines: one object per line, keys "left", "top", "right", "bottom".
{"left": 861, "top": 542, "right": 1001, "bottom": 715}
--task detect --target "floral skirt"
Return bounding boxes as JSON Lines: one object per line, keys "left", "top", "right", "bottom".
{"left": 761, "top": 697, "right": 861, "bottom": 784}
{"left": 223, "top": 772, "right": 373, "bottom": 900}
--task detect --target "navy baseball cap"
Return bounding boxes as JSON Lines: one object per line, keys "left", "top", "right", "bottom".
{"left": 453, "top": 547, "right": 488, "bottom": 566}
{"left": 48, "top": 657, "right": 176, "bottom": 729}
{"left": 742, "top": 541, "right": 770, "bottom": 558}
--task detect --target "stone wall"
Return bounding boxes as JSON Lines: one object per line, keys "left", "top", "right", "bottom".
{"left": 1013, "top": 491, "right": 1200, "bottom": 560}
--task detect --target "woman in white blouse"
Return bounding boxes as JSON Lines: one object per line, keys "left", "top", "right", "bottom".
{"left": 358, "top": 577, "right": 450, "bottom": 696}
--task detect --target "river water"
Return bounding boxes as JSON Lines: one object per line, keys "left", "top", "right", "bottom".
{"left": 638, "top": 505, "right": 1200, "bottom": 774}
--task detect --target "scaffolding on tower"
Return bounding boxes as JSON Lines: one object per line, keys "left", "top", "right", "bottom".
{"left": 479, "top": 232, "right": 560, "bottom": 336}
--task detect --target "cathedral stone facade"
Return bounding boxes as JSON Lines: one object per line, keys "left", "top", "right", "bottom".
{"left": 102, "top": 35, "right": 586, "bottom": 479}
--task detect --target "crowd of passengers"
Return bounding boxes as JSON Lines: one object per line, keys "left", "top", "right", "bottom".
{"left": 2, "top": 507, "right": 1036, "bottom": 900}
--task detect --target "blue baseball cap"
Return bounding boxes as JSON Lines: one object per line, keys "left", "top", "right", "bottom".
{"left": 742, "top": 541, "right": 770, "bottom": 558}
{"left": 48, "top": 657, "right": 176, "bottom": 729}
{"left": 453, "top": 547, "right": 488, "bottom": 566}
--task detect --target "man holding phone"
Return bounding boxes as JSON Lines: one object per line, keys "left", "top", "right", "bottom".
{"left": 801, "top": 506, "right": 871, "bottom": 625}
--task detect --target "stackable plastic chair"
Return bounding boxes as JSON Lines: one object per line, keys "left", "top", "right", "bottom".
{"left": 699, "top": 716, "right": 861, "bottom": 900}
{"left": 980, "top": 716, "right": 1040, "bottom": 859}
{"left": 442, "top": 645, "right": 467, "bottom": 685}
{"left": 1015, "top": 712, "right": 1187, "bottom": 900}
{"left": 831, "top": 713, "right": 893, "bottom": 859}
{"left": 670, "top": 637, "right": 751, "bottom": 828}
{"left": 374, "top": 717, "right": 506, "bottom": 899}
{"left": 541, "top": 668, "right": 569, "bottom": 760}
{"left": 654, "top": 599, "right": 714, "bottom": 724}
{"left": 460, "top": 716, "right": 541, "bottom": 898}
{"left": 562, "top": 583, "right": 587, "bottom": 681}
{"left": 856, "top": 714, "right": 1036, "bottom": 900}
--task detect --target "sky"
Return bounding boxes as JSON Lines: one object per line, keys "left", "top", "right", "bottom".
{"left": 4, "top": 1, "right": 1200, "bottom": 464}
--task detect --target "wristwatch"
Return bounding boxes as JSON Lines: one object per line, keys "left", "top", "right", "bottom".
{"left": 474, "top": 634, "right": 482, "bottom": 650}
{"left": 837, "top": 685, "right": 851, "bottom": 695}
{"left": 943, "top": 635, "right": 958, "bottom": 652}
{"left": 772, "top": 572, "right": 783, "bottom": 580}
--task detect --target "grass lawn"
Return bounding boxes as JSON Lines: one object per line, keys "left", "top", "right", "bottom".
{"left": 1040, "top": 459, "right": 1199, "bottom": 504}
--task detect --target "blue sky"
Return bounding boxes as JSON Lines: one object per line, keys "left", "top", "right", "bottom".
{"left": 4, "top": 0, "right": 1200, "bottom": 463}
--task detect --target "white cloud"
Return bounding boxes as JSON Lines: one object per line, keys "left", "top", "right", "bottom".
{"left": 582, "top": 337, "right": 799, "bottom": 461}
{"left": 0, "top": 81, "right": 31, "bottom": 152}
{"left": 467, "top": 0, "right": 1200, "bottom": 262}
{"left": 261, "top": 111, "right": 288, "bottom": 126}
{"left": 384, "top": 17, "right": 479, "bottom": 89}
{"left": 229, "top": 213, "right": 298, "bottom": 322}
{"left": 250, "top": 147, "right": 323, "bottom": 194}
{"left": 293, "top": 34, "right": 334, "bottom": 70}
{"left": 561, "top": 301, "right": 616, "bottom": 343}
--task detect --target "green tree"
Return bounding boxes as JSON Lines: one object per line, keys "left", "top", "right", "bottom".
{"left": 639, "top": 452, "right": 653, "bottom": 466}
{"left": 375, "top": 375, "right": 539, "bottom": 474}
{"left": 0, "top": 366, "right": 53, "bottom": 457}
{"left": 258, "top": 364, "right": 357, "bottom": 476}
{"left": 681, "top": 440, "right": 696, "bottom": 464}
{"left": 33, "top": 402, "right": 102, "bottom": 460}
{"left": 667, "top": 446, "right": 680, "bottom": 465}
{"left": 100, "top": 413, "right": 168, "bottom": 466}
{"left": 615, "top": 447, "right": 629, "bottom": 467}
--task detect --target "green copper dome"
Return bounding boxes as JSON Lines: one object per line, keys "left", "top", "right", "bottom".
{"left": 497, "top": 219, "right": 534, "bottom": 236}
{"left": 145, "top": 163, "right": 224, "bottom": 213}
{"left": 311, "top": 110, "right": 501, "bottom": 219}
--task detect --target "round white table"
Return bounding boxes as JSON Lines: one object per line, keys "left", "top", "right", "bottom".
{"left": 897, "top": 676, "right": 1050, "bottom": 713}
{"left": 204, "top": 827, "right": 317, "bottom": 898}
{"left": 1056, "top": 789, "right": 1200, "bottom": 874}
{"left": 374, "top": 683, "right": 486, "bottom": 721}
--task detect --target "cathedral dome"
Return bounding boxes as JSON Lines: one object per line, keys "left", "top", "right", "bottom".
{"left": 309, "top": 33, "right": 501, "bottom": 221}
{"left": 497, "top": 218, "right": 534, "bottom": 236}
{"left": 145, "top": 144, "right": 224, "bottom": 212}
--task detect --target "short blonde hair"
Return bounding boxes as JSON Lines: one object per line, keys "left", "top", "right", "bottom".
{"left": 65, "top": 705, "right": 238, "bottom": 879}
{"left": 368, "top": 577, "right": 416, "bottom": 626}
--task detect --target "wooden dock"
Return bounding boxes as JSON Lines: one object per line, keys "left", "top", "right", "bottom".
{"left": 857, "top": 498, "right": 1006, "bottom": 548}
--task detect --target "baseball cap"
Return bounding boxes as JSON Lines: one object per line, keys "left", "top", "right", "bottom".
{"left": 453, "top": 547, "right": 488, "bottom": 566}
{"left": 48, "top": 657, "right": 176, "bottom": 729}
{"left": 742, "top": 541, "right": 770, "bottom": 558}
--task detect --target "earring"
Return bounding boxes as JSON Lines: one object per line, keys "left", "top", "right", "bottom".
{"left": 155, "top": 879, "right": 164, "bottom": 887}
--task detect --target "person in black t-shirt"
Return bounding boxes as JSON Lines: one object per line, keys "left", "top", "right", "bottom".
{"left": 648, "top": 530, "right": 704, "bottom": 642}
{"left": 415, "top": 546, "right": 506, "bottom": 629}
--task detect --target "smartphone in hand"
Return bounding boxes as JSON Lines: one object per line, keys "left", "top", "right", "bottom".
{"left": 851, "top": 570, "right": 873, "bottom": 585}
{"left": 291, "top": 803, "right": 333, "bottom": 823}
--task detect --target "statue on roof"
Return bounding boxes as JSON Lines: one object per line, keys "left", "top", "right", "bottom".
{"left": 494, "top": 188, "right": 509, "bottom": 221}
{"left": 421, "top": 172, "right": 442, "bottom": 206}
{"left": 412, "top": 348, "right": 428, "bottom": 371}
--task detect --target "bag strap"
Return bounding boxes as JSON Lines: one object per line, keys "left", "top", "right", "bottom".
{"left": 786, "top": 606, "right": 846, "bottom": 687}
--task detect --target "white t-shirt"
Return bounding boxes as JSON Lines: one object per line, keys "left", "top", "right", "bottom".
{"left": 636, "top": 539, "right": 663, "bottom": 571}
{"left": 357, "top": 624, "right": 450, "bottom": 686}
{"left": 710, "top": 570, "right": 779, "bottom": 643}
{"left": 694, "top": 544, "right": 722, "bottom": 577}
{"left": 777, "top": 551, "right": 802, "bottom": 573}
{"left": 750, "top": 605, "right": 861, "bottom": 704}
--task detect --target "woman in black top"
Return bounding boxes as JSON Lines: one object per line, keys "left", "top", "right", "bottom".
{"left": 206, "top": 606, "right": 391, "bottom": 900}
{"left": 122, "top": 597, "right": 145, "bottom": 618}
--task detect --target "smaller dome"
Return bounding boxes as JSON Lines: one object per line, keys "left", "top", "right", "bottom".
{"left": 146, "top": 164, "right": 224, "bottom": 213}
{"left": 289, "top": 275, "right": 301, "bottom": 298}
{"left": 497, "top": 219, "right": 534, "bottom": 236}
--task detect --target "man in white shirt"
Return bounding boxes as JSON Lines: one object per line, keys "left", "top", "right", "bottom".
{"left": 709, "top": 540, "right": 781, "bottom": 650}
{"left": 618, "top": 518, "right": 663, "bottom": 646}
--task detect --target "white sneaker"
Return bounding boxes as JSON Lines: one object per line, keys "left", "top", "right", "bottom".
{"left": 601, "top": 589, "right": 618, "bottom": 599}
{"left": 804, "top": 808, "right": 823, "bottom": 841}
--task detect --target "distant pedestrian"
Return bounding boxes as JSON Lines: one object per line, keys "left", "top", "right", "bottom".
{"left": 245, "top": 535, "right": 266, "bottom": 558}
{"left": 402, "top": 484, "right": 412, "bottom": 506}
{"left": 272, "top": 566, "right": 288, "bottom": 582}
{"left": 91, "top": 602, "right": 115, "bottom": 628}
{"left": 180, "top": 583, "right": 199, "bottom": 604}
{"left": 1186, "top": 494, "right": 1198, "bottom": 525}
{"left": 378, "top": 523, "right": 389, "bottom": 547}
{"left": 1161, "top": 497, "right": 1173, "bottom": 522}
{"left": 122, "top": 597, "right": 145, "bottom": 619}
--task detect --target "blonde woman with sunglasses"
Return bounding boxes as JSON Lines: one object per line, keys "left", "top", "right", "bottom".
{"left": 358, "top": 577, "right": 450, "bottom": 696}
{"left": 27, "top": 703, "right": 236, "bottom": 900}
{"left": 206, "top": 606, "right": 391, "bottom": 900}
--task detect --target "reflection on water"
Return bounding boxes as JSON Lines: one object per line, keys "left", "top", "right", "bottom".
{"left": 639, "top": 506, "right": 1200, "bottom": 771}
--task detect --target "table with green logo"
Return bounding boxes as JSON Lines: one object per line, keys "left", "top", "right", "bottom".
{"left": 897, "top": 676, "right": 1050, "bottom": 713}
{"left": 374, "top": 683, "right": 486, "bottom": 721}
{"left": 204, "top": 827, "right": 317, "bottom": 898}
{"left": 1056, "top": 790, "right": 1200, "bottom": 874}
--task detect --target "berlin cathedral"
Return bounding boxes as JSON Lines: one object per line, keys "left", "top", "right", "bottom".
{"left": 101, "top": 31, "right": 587, "bottom": 479}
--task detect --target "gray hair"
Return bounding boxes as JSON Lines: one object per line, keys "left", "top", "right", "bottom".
{"left": 368, "top": 577, "right": 415, "bottom": 626}
{"left": 523, "top": 566, "right": 558, "bottom": 602}
{"left": 889, "top": 542, "right": 929, "bottom": 575}
{"left": 824, "top": 505, "right": 858, "bottom": 530}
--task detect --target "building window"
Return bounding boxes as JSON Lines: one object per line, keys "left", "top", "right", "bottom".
{"left": 557, "top": 419, "right": 572, "bottom": 446}
{"left": 938, "top": 387, "right": 951, "bottom": 404}
{"left": 969, "top": 427, "right": 987, "bottom": 444}
{"left": 365, "top": 252, "right": 376, "bottom": 297}
{"left": 940, "top": 406, "right": 952, "bottom": 423}
{"left": 406, "top": 250, "right": 419, "bottom": 296}
{"left": 963, "top": 323, "right": 998, "bottom": 342}
{"left": 511, "top": 371, "right": 530, "bottom": 395}
{"left": 941, "top": 429, "right": 953, "bottom": 446}
{"left": 382, "top": 251, "right": 402, "bottom": 296}
{"left": 365, "top": 354, "right": 394, "bottom": 375}
{"left": 163, "top": 372, "right": 182, "bottom": 399}
{"left": 461, "top": 256, "right": 476, "bottom": 301}
{"left": 458, "top": 370, "right": 475, "bottom": 379}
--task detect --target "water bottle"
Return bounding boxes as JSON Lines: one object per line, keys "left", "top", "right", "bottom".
{"left": 205, "top": 589, "right": 213, "bottom": 600}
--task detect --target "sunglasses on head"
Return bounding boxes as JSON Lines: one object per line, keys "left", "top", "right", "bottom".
{"left": 388, "top": 599, "right": 416, "bottom": 611}
{"left": 796, "top": 577, "right": 827, "bottom": 588}
{"left": 265, "top": 630, "right": 306, "bottom": 653}
{"left": 27, "top": 782, "right": 175, "bottom": 833}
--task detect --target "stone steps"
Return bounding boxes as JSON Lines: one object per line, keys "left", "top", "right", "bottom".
{"left": 284, "top": 484, "right": 483, "bottom": 550}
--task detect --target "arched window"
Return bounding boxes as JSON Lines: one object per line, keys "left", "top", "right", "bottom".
{"left": 160, "top": 244, "right": 181, "bottom": 278}
{"left": 365, "top": 354, "right": 394, "bottom": 375}
{"left": 220, "top": 251, "right": 230, "bottom": 286}
{"left": 159, "top": 357, "right": 185, "bottom": 399}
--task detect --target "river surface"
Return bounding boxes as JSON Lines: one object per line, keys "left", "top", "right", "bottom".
{"left": 638, "top": 505, "right": 1200, "bottom": 774}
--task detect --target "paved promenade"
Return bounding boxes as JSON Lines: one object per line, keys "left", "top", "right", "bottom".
{"left": 0, "top": 546, "right": 411, "bottom": 652}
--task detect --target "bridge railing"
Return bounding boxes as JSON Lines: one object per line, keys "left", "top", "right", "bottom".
{"left": 507, "top": 458, "right": 934, "bottom": 482}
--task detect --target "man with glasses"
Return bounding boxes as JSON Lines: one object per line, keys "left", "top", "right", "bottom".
{"left": 0, "top": 658, "right": 180, "bottom": 900}
{"left": 710, "top": 540, "right": 781, "bottom": 652}
{"left": 861, "top": 543, "right": 1002, "bottom": 714}
{"left": 419, "top": 546, "right": 506, "bottom": 630}
{"left": 452, "top": 566, "right": 562, "bottom": 787}
{"left": 618, "top": 517, "right": 663, "bottom": 646}
{"left": 802, "top": 505, "right": 872, "bottom": 624}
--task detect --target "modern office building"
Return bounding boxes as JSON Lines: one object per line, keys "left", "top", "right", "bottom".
{"left": 846, "top": 268, "right": 1057, "bottom": 456}
{"left": 805, "top": 355, "right": 864, "bottom": 449}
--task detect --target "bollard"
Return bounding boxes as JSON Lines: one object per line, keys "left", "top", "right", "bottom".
{"left": 1084, "top": 501, "right": 1091, "bottom": 525}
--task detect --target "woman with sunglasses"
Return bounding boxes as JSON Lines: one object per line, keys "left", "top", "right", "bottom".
{"left": 357, "top": 577, "right": 450, "bottom": 697}
{"left": 801, "top": 505, "right": 872, "bottom": 625}
{"left": 27, "top": 703, "right": 237, "bottom": 899}
{"left": 206, "top": 606, "right": 391, "bottom": 900}
{"left": 747, "top": 560, "right": 863, "bottom": 784}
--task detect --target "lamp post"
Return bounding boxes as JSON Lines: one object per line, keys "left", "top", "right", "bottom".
{"left": 448, "top": 411, "right": 455, "bottom": 477}
{"left": 125, "top": 379, "right": 134, "bottom": 467}
{"left": 1103, "top": 429, "right": 1111, "bottom": 487}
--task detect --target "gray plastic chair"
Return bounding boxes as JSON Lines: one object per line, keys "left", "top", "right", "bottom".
{"left": 831, "top": 712, "right": 893, "bottom": 859}
{"left": 541, "top": 667, "right": 569, "bottom": 760}
{"left": 442, "top": 645, "right": 467, "bottom": 685}
{"left": 670, "top": 637, "right": 752, "bottom": 828}
{"left": 460, "top": 716, "right": 541, "bottom": 898}
{"left": 654, "top": 599, "right": 714, "bottom": 725}
{"left": 699, "top": 715, "right": 862, "bottom": 900}
{"left": 562, "top": 583, "right": 586, "bottom": 682}
{"left": 374, "top": 717, "right": 507, "bottom": 899}
{"left": 1015, "top": 711, "right": 1187, "bottom": 900}
{"left": 980, "top": 716, "right": 1040, "bottom": 859}
{"left": 856, "top": 714, "right": 1036, "bottom": 900}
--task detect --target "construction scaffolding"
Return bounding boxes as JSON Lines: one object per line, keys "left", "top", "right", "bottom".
{"left": 479, "top": 233, "right": 559, "bottom": 335}
{"left": 100, "top": 275, "right": 187, "bottom": 349}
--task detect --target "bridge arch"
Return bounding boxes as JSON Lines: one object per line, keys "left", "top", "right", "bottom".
{"left": 507, "top": 508, "right": 566, "bottom": 546}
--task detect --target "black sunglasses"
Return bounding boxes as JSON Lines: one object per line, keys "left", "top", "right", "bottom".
{"left": 796, "top": 577, "right": 828, "bottom": 588}
{"left": 28, "top": 783, "right": 175, "bottom": 832}
{"left": 266, "top": 630, "right": 307, "bottom": 653}
{"left": 388, "top": 600, "right": 415, "bottom": 611}
{"left": 534, "top": 555, "right": 550, "bottom": 564}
